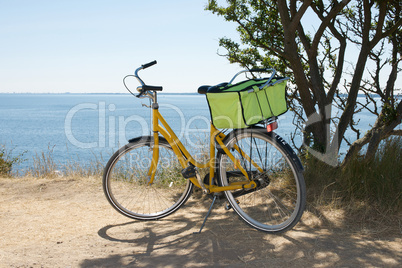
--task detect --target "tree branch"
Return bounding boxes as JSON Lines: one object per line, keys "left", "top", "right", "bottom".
{"left": 370, "top": 1, "right": 402, "bottom": 49}
{"left": 333, "top": 0, "right": 373, "bottom": 152}
{"left": 288, "top": 0, "right": 313, "bottom": 33}
{"left": 310, "top": 0, "right": 350, "bottom": 58}
{"left": 389, "top": 130, "right": 402, "bottom": 136}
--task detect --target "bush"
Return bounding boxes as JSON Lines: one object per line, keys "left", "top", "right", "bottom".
{"left": 302, "top": 154, "right": 341, "bottom": 209}
{"left": 341, "top": 137, "right": 402, "bottom": 210}
{"left": 0, "top": 144, "right": 25, "bottom": 176}
{"left": 303, "top": 136, "right": 402, "bottom": 212}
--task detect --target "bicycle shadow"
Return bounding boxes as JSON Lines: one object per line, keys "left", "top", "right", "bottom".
{"left": 81, "top": 197, "right": 277, "bottom": 267}
{"left": 80, "top": 197, "right": 401, "bottom": 267}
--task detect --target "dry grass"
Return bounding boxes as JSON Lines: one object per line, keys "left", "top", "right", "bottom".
{"left": 341, "top": 137, "right": 402, "bottom": 208}
{"left": 25, "top": 146, "right": 105, "bottom": 179}
{"left": 2, "top": 136, "right": 401, "bottom": 235}
{"left": 302, "top": 137, "right": 402, "bottom": 234}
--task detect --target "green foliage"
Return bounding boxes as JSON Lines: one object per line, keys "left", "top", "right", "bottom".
{"left": 0, "top": 144, "right": 25, "bottom": 176}
{"left": 206, "top": 0, "right": 291, "bottom": 75}
{"left": 0, "top": 152, "right": 12, "bottom": 175}
{"left": 207, "top": 0, "right": 401, "bottom": 167}
{"left": 382, "top": 100, "right": 399, "bottom": 125}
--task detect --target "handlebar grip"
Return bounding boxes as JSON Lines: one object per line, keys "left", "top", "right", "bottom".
{"left": 143, "top": 85, "right": 163, "bottom": 91}
{"left": 142, "top": 60, "right": 157, "bottom": 69}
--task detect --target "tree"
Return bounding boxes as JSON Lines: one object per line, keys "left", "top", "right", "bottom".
{"left": 206, "top": 0, "right": 401, "bottom": 166}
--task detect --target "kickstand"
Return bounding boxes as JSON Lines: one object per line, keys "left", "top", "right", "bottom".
{"left": 193, "top": 194, "right": 218, "bottom": 234}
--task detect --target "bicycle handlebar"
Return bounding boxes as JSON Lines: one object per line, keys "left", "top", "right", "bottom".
{"left": 130, "top": 60, "right": 163, "bottom": 100}
{"left": 142, "top": 60, "right": 157, "bottom": 69}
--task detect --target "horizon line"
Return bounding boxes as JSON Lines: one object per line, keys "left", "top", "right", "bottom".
{"left": 0, "top": 92, "right": 199, "bottom": 95}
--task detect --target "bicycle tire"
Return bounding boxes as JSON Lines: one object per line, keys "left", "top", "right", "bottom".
{"left": 103, "top": 136, "right": 193, "bottom": 220}
{"left": 217, "top": 128, "right": 306, "bottom": 233}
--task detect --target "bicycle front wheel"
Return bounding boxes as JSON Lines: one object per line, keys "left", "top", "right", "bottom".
{"left": 103, "top": 136, "right": 193, "bottom": 220}
{"left": 218, "top": 128, "right": 306, "bottom": 233}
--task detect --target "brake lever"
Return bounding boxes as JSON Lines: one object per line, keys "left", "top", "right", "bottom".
{"left": 136, "top": 90, "right": 144, "bottom": 98}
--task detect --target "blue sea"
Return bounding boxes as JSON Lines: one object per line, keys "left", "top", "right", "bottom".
{"left": 0, "top": 93, "right": 391, "bottom": 173}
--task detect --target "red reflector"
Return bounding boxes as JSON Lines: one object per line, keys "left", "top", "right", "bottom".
{"left": 266, "top": 121, "right": 278, "bottom": 132}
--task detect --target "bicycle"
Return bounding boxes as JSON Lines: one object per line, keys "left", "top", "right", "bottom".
{"left": 103, "top": 61, "right": 306, "bottom": 234}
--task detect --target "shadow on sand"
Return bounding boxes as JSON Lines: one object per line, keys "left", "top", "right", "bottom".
{"left": 81, "top": 197, "right": 401, "bottom": 267}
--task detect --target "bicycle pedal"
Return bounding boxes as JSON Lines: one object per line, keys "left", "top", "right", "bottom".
{"left": 181, "top": 165, "right": 196, "bottom": 179}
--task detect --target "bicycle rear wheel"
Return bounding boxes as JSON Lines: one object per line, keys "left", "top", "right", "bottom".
{"left": 218, "top": 128, "right": 306, "bottom": 233}
{"left": 103, "top": 136, "right": 193, "bottom": 220}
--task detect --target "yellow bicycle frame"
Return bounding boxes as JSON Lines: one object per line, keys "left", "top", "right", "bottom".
{"left": 147, "top": 106, "right": 259, "bottom": 193}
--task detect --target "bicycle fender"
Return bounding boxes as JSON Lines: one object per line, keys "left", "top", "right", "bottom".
{"left": 128, "top": 136, "right": 151, "bottom": 144}
{"left": 270, "top": 132, "right": 304, "bottom": 173}
{"left": 128, "top": 136, "right": 169, "bottom": 145}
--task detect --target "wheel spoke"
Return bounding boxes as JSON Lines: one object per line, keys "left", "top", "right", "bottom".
{"left": 103, "top": 138, "right": 193, "bottom": 220}
{"left": 219, "top": 129, "right": 305, "bottom": 233}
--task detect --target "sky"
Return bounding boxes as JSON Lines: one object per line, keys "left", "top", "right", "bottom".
{"left": 0, "top": 0, "right": 241, "bottom": 93}
{"left": 1, "top": 1, "right": 399, "bottom": 94}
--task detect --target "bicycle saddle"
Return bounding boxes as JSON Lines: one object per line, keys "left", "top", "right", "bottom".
{"left": 197, "top": 83, "right": 228, "bottom": 94}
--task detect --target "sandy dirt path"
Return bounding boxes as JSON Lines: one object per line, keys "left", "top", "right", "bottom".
{"left": 0, "top": 176, "right": 401, "bottom": 267}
